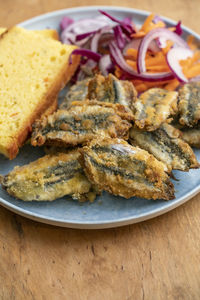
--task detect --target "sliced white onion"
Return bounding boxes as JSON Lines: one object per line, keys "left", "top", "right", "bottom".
{"left": 166, "top": 47, "right": 193, "bottom": 83}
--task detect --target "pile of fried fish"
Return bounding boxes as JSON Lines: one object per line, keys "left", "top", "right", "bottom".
{"left": 1, "top": 74, "right": 200, "bottom": 202}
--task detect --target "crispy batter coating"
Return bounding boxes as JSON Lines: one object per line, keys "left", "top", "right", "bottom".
{"left": 181, "top": 125, "right": 200, "bottom": 148}
{"left": 80, "top": 137, "right": 175, "bottom": 200}
{"left": 87, "top": 74, "right": 137, "bottom": 110}
{"left": 31, "top": 100, "right": 133, "bottom": 148}
{"left": 60, "top": 78, "right": 91, "bottom": 109}
{"left": 179, "top": 82, "right": 200, "bottom": 127}
{"left": 129, "top": 123, "right": 199, "bottom": 172}
{"left": 1, "top": 150, "right": 96, "bottom": 202}
{"left": 134, "top": 88, "right": 178, "bottom": 131}
{"left": 60, "top": 74, "right": 137, "bottom": 110}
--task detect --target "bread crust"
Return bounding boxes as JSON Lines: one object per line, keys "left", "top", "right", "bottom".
{"left": 0, "top": 28, "right": 80, "bottom": 159}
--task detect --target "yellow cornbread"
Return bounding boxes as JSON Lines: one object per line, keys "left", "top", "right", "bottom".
{"left": 0, "top": 27, "right": 59, "bottom": 40}
{"left": 0, "top": 27, "right": 79, "bottom": 159}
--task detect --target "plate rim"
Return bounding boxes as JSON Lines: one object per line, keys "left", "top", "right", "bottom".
{"left": 0, "top": 5, "right": 200, "bottom": 229}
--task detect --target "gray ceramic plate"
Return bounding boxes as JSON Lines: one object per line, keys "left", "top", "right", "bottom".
{"left": 0, "top": 6, "right": 200, "bottom": 229}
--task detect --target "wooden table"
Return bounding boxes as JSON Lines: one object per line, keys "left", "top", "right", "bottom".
{"left": 1, "top": 1, "right": 200, "bottom": 299}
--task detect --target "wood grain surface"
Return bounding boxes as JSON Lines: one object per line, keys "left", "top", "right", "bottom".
{"left": 1, "top": 1, "right": 200, "bottom": 299}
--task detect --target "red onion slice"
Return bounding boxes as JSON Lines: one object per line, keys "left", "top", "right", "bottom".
{"left": 166, "top": 47, "right": 193, "bottom": 83}
{"left": 90, "top": 26, "right": 112, "bottom": 53}
{"left": 174, "top": 21, "right": 182, "bottom": 35}
{"left": 99, "top": 54, "right": 113, "bottom": 76}
{"left": 98, "top": 32, "right": 115, "bottom": 50}
{"left": 64, "top": 16, "right": 112, "bottom": 34}
{"left": 99, "top": 10, "right": 135, "bottom": 35}
{"left": 76, "top": 30, "right": 97, "bottom": 41}
{"left": 61, "top": 16, "right": 113, "bottom": 45}
{"left": 123, "top": 38, "right": 160, "bottom": 54}
{"left": 113, "top": 25, "right": 126, "bottom": 49}
{"left": 109, "top": 41, "right": 174, "bottom": 82}
{"left": 156, "top": 21, "right": 183, "bottom": 48}
{"left": 60, "top": 17, "right": 74, "bottom": 31}
{"left": 137, "top": 28, "right": 189, "bottom": 73}
{"left": 61, "top": 31, "right": 76, "bottom": 44}
{"left": 123, "top": 17, "right": 137, "bottom": 32}
{"left": 123, "top": 38, "right": 142, "bottom": 53}
{"left": 69, "top": 49, "right": 101, "bottom": 64}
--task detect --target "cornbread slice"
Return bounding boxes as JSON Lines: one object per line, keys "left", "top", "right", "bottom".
{"left": 0, "top": 28, "right": 59, "bottom": 123}
{"left": 0, "top": 27, "right": 59, "bottom": 40}
{"left": 0, "top": 27, "right": 79, "bottom": 159}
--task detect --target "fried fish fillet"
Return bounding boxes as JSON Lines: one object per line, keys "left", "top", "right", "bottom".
{"left": 87, "top": 74, "right": 137, "bottom": 109}
{"left": 134, "top": 88, "right": 178, "bottom": 131}
{"left": 80, "top": 137, "right": 175, "bottom": 200}
{"left": 60, "top": 78, "right": 91, "bottom": 109}
{"left": 1, "top": 150, "right": 96, "bottom": 202}
{"left": 31, "top": 100, "right": 133, "bottom": 147}
{"left": 181, "top": 125, "right": 200, "bottom": 148}
{"left": 179, "top": 82, "right": 200, "bottom": 127}
{"left": 129, "top": 123, "right": 199, "bottom": 172}
{"left": 60, "top": 74, "right": 137, "bottom": 110}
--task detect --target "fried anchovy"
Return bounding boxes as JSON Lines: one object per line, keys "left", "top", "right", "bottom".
{"left": 87, "top": 74, "right": 137, "bottom": 110}
{"left": 178, "top": 82, "right": 200, "bottom": 127}
{"left": 181, "top": 123, "right": 200, "bottom": 148}
{"left": 60, "top": 74, "right": 137, "bottom": 110}
{"left": 80, "top": 137, "right": 175, "bottom": 200}
{"left": 1, "top": 150, "right": 96, "bottom": 202}
{"left": 60, "top": 78, "right": 91, "bottom": 109}
{"left": 129, "top": 123, "right": 199, "bottom": 172}
{"left": 134, "top": 88, "right": 178, "bottom": 131}
{"left": 31, "top": 100, "right": 133, "bottom": 147}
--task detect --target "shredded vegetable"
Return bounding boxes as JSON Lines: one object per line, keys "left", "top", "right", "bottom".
{"left": 59, "top": 11, "right": 200, "bottom": 91}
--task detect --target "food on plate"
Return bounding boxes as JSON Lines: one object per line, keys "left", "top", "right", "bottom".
{"left": 0, "top": 27, "right": 79, "bottom": 159}
{"left": 41, "top": 98, "right": 58, "bottom": 118}
{"left": 31, "top": 100, "right": 134, "bottom": 147}
{"left": 133, "top": 88, "right": 178, "bottom": 131}
{"left": 60, "top": 74, "right": 137, "bottom": 110}
{"left": 60, "top": 78, "right": 91, "bottom": 108}
{"left": 181, "top": 125, "right": 200, "bottom": 148}
{"left": 60, "top": 11, "right": 200, "bottom": 92}
{"left": 1, "top": 10, "right": 200, "bottom": 205}
{"left": 129, "top": 123, "right": 199, "bottom": 171}
{"left": 1, "top": 149, "right": 96, "bottom": 202}
{"left": 79, "top": 137, "right": 175, "bottom": 200}
{"left": 178, "top": 82, "right": 200, "bottom": 127}
{"left": 0, "top": 27, "right": 59, "bottom": 40}
{"left": 87, "top": 74, "right": 137, "bottom": 109}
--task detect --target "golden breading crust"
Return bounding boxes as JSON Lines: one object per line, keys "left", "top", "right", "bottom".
{"left": 87, "top": 74, "right": 137, "bottom": 109}
{"left": 134, "top": 88, "right": 178, "bottom": 131}
{"left": 79, "top": 137, "right": 175, "bottom": 200}
{"left": 129, "top": 123, "right": 199, "bottom": 172}
{"left": 1, "top": 150, "right": 96, "bottom": 202}
{"left": 178, "top": 82, "right": 200, "bottom": 127}
{"left": 181, "top": 126, "right": 200, "bottom": 148}
{"left": 31, "top": 100, "right": 134, "bottom": 148}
